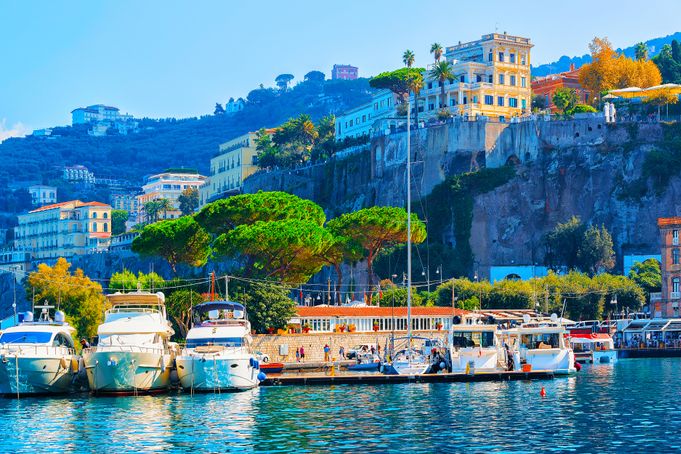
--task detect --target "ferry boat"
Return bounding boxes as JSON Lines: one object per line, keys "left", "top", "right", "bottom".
{"left": 448, "top": 316, "right": 503, "bottom": 373}
{"left": 82, "top": 290, "right": 176, "bottom": 395}
{"left": 176, "top": 301, "right": 264, "bottom": 392}
{"left": 0, "top": 305, "right": 80, "bottom": 396}
{"left": 502, "top": 314, "right": 576, "bottom": 375}
{"left": 570, "top": 333, "right": 617, "bottom": 364}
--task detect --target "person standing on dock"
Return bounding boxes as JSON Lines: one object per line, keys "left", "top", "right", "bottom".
{"left": 300, "top": 346, "right": 305, "bottom": 362}
{"left": 323, "top": 344, "right": 330, "bottom": 362}
{"left": 296, "top": 347, "right": 301, "bottom": 363}
{"left": 339, "top": 345, "right": 345, "bottom": 359}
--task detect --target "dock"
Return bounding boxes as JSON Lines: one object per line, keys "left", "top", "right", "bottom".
{"left": 261, "top": 370, "right": 556, "bottom": 386}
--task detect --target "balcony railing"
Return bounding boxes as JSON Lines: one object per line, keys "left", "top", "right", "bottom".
{"left": 671, "top": 292, "right": 681, "bottom": 300}
{"left": 650, "top": 292, "right": 662, "bottom": 301}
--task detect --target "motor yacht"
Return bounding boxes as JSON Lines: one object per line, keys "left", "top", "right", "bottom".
{"left": 448, "top": 316, "right": 503, "bottom": 373}
{"left": 0, "top": 305, "right": 80, "bottom": 396}
{"left": 570, "top": 333, "right": 617, "bottom": 364}
{"left": 176, "top": 301, "right": 264, "bottom": 392}
{"left": 82, "top": 290, "right": 176, "bottom": 394}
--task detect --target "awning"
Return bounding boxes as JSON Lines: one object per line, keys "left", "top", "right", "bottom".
{"left": 193, "top": 301, "right": 245, "bottom": 313}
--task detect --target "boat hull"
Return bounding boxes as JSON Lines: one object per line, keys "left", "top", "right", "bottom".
{"left": 522, "top": 348, "right": 576, "bottom": 375}
{"left": 382, "top": 361, "right": 430, "bottom": 375}
{"left": 176, "top": 354, "right": 260, "bottom": 391}
{"left": 347, "top": 362, "right": 380, "bottom": 372}
{"left": 83, "top": 350, "right": 172, "bottom": 394}
{"left": 450, "top": 348, "right": 500, "bottom": 373}
{"left": 0, "top": 354, "right": 78, "bottom": 395}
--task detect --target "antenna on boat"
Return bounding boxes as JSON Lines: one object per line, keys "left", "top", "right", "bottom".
{"left": 210, "top": 272, "right": 216, "bottom": 302}
{"left": 225, "top": 275, "right": 229, "bottom": 301}
{"left": 406, "top": 89, "right": 412, "bottom": 345}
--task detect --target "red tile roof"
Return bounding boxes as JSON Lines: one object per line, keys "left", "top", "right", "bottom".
{"left": 658, "top": 217, "right": 681, "bottom": 227}
{"left": 29, "top": 200, "right": 111, "bottom": 213}
{"left": 295, "top": 306, "right": 468, "bottom": 318}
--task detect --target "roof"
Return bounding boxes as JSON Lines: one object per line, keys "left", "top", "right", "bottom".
{"left": 658, "top": 217, "right": 681, "bottom": 227}
{"left": 295, "top": 306, "right": 467, "bottom": 318}
{"left": 570, "top": 333, "right": 612, "bottom": 340}
{"left": 29, "top": 200, "right": 111, "bottom": 213}
{"left": 106, "top": 291, "right": 165, "bottom": 306}
{"left": 194, "top": 301, "right": 245, "bottom": 313}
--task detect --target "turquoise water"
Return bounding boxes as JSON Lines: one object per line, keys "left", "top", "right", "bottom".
{"left": 2, "top": 358, "right": 680, "bottom": 453}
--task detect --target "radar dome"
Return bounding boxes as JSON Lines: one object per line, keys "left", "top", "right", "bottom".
{"left": 23, "top": 312, "right": 34, "bottom": 322}
{"left": 550, "top": 313, "right": 558, "bottom": 323}
{"left": 522, "top": 314, "right": 531, "bottom": 324}
{"left": 55, "top": 311, "right": 66, "bottom": 323}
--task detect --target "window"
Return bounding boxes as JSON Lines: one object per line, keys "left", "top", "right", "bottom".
{"left": 103, "top": 212, "right": 108, "bottom": 219}
{"left": 476, "top": 74, "right": 482, "bottom": 82}
{"left": 674, "top": 278, "right": 680, "bottom": 293}
{"left": 349, "top": 120, "right": 353, "bottom": 126}
{"left": 374, "top": 102, "right": 378, "bottom": 110}
{"left": 498, "top": 51, "right": 505, "bottom": 62}
{"left": 510, "top": 53, "right": 516, "bottom": 64}
{"left": 460, "top": 75, "right": 465, "bottom": 83}
{"left": 92, "top": 212, "right": 97, "bottom": 219}
{"left": 499, "top": 74, "right": 505, "bottom": 85}
{"left": 103, "top": 223, "right": 108, "bottom": 232}
{"left": 521, "top": 77, "right": 527, "bottom": 88}
{"left": 428, "top": 82, "right": 433, "bottom": 89}
{"left": 510, "top": 75, "right": 516, "bottom": 86}
{"left": 674, "top": 249, "right": 680, "bottom": 265}
{"left": 92, "top": 222, "right": 97, "bottom": 232}
{"left": 488, "top": 51, "right": 493, "bottom": 62}
{"left": 463, "top": 96, "right": 467, "bottom": 105}
{"left": 521, "top": 54, "right": 527, "bottom": 65}
{"left": 674, "top": 230, "right": 679, "bottom": 245}
{"left": 429, "top": 103, "right": 434, "bottom": 110}
{"left": 498, "top": 96, "right": 505, "bottom": 106}
{"left": 356, "top": 117, "right": 359, "bottom": 124}
{"left": 484, "top": 95, "right": 494, "bottom": 105}
{"left": 362, "top": 115, "right": 366, "bottom": 123}
{"left": 488, "top": 74, "right": 493, "bottom": 83}
{"left": 509, "top": 98, "right": 518, "bottom": 108}
{"left": 521, "top": 99, "right": 527, "bottom": 109}
{"left": 450, "top": 99, "right": 456, "bottom": 106}
{"left": 472, "top": 95, "right": 478, "bottom": 104}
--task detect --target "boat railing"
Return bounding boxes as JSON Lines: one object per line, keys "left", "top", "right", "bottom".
{"left": 0, "top": 345, "right": 76, "bottom": 356}
{"left": 84, "top": 345, "right": 168, "bottom": 354}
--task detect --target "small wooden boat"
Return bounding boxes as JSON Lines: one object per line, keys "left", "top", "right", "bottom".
{"left": 260, "top": 362, "right": 284, "bottom": 374}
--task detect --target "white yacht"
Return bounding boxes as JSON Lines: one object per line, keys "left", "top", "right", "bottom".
{"left": 0, "top": 305, "right": 80, "bottom": 396}
{"left": 570, "top": 333, "right": 617, "bottom": 364}
{"left": 502, "top": 314, "right": 576, "bottom": 375}
{"left": 176, "top": 301, "right": 264, "bottom": 392}
{"left": 449, "top": 316, "right": 503, "bottom": 373}
{"left": 82, "top": 290, "right": 176, "bottom": 394}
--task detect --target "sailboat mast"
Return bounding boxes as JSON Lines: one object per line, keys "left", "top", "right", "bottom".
{"left": 406, "top": 96, "right": 412, "bottom": 342}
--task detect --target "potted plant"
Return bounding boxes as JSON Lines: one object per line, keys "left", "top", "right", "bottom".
{"left": 373, "top": 322, "right": 379, "bottom": 332}
{"left": 266, "top": 327, "right": 275, "bottom": 334}
{"left": 348, "top": 323, "right": 356, "bottom": 333}
{"left": 339, "top": 324, "right": 346, "bottom": 333}
{"left": 436, "top": 322, "right": 443, "bottom": 331}
{"left": 302, "top": 323, "right": 311, "bottom": 334}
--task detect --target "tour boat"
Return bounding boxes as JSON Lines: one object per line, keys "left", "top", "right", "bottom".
{"left": 82, "top": 290, "right": 176, "bottom": 395}
{"left": 502, "top": 314, "right": 576, "bottom": 375}
{"left": 570, "top": 333, "right": 617, "bottom": 364}
{"left": 347, "top": 352, "right": 381, "bottom": 371}
{"left": 448, "top": 317, "right": 503, "bottom": 373}
{"left": 176, "top": 301, "right": 265, "bottom": 392}
{"left": 0, "top": 305, "right": 80, "bottom": 396}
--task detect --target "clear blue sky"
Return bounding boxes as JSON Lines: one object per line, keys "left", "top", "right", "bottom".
{"left": 2, "top": 0, "right": 680, "bottom": 137}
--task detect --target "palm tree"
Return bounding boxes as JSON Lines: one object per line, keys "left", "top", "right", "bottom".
{"left": 634, "top": 42, "right": 649, "bottom": 61}
{"left": 157, "top": 198, "right": 174, "bottom": 220}
{"left": 430, "top": 43, "right": 443, "bottom": 62}
{"left": 430, "top": 61, "right": 454, "bottom": 108}
{"left": 402, "top": 50, "right": 415, "bottom": 68}
{"left": 143, "top": 200, "right": 161, "bottom": 223}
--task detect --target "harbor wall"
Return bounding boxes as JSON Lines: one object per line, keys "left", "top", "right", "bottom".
{"left": 252, "top": 330, "right": 446, "bottom": 363}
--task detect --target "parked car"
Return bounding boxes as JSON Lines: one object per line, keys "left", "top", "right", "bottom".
{"left": 254, "top": 351, "right": 270, "bottom": 363}
{"left": 346, "top": 344, "right": 376, "bottom": 359}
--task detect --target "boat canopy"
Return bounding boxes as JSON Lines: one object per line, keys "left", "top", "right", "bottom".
{"left": 107, "top": 291, "right": 165, "bottom": 306}
{"left": 193, "top": 301, "right": 245, "bottom": 313}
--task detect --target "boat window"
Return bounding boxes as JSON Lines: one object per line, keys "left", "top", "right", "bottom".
{"left": 451, "top": 331, "right": 495, "bottom": 348}
{"left": 98, "top": 334, "right": 157, "bottom": 346}
{"left": 187, "top": 337, "right": 244, "bottom": 348}
{"left": 520, "top": 333, "right": 560, "bottom": 349}
{"left": 0, "top": 331, "right": 53, "bottom": 344}
{"left": 52, "top": 333, "right": 73, "bottom": 347}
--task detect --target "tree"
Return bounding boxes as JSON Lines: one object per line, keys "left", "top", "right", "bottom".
{"left": 545, "top": 216, "right": 586, "bottom": 271}
{"left": 215, "top": 219, "right": 333, "bottom": 284}
{"left": 532, "top": 94, "right": 548, "bottom": 112}
{"left": 326, "top": 206, "right": 427, "bottom": 290}
{"left": 241, "top": 282, "right": 296, "bottom": 333}
{"left": 275, "top": 73, "right": 294, "bottom": 91}
{"left": 370, "top": 67, "right": 424, "bottom": 126}
{"left": 111, "top": 209, "right": 128, "bottom": 235}
{"left": 195, "top": 191, "right": 325, "bottom": 236}
{"left": 402, "top": 49, "right": 415, "bottom": 68}
{"left": 178, "top": 187, "right": 199, "bottom": 216}
{"left": 143, "top": 200, "right": 161, "bottom": 223}
{"left": 430, "top": 60, "right": 454, "bottom": 108}
{"left": 552, "top": 87, "right": 578, "bottom": 115}
{"left": 571, "top": 104, "right": 597, "bottom": 114}
{"left": 634, "top": 42, "right": 649, "bottom": 61}
{"left": 214, "top": 103, "right": 225, "bottom": 115}
{"left": 430, "top": 43, "right": 443, "bottom": 62}
{"left": 157, "top": 198, "right": 174, "bottom": 220}
{"left": 653, "top": 40, "right": 681, "bottom": 84}
{"left": 315, "top": 229, "right": 363, "bottom": 303}
{"left": 577, "top": 224, "right": 615, "bottom": 275}
{"left": 132, "top": 216, "right": 211, "bottom": 273}
{"left": 109, "top": 270, "right": 166, "bottom": 291}
{"left": 166, "top": 289, "right": 203, "bottom": 338}
{"left": 629, "top": 258, "right": 662, "bottom": 300}
{"left": 272, "top": 114, "right": 319, "bottom": 164}
{"left": 253, "top": 128, "right": 279, "bottom": 168}
{"left": 379, "top": 286, "right": 425, "bottom": 307}
{"left": 645, "top": 88, "right": 679, "bottom": 117}
{"left": 304, "top": 70, "right": 325, "bottom": 82}
{"left": 26, "top": 258, "right": 106, "bottom": 339}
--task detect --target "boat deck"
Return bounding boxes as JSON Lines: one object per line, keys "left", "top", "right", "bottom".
{"left": 261, "top": 370, "right": 556, "bottom": 386}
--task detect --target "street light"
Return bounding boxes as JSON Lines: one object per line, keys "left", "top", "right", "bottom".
{"left": 436, "top": 264, "right": 443, "bottom": 285}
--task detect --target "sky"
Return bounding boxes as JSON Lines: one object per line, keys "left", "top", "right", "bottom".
{"left": 2, "top": 0, "right": 681, "bottom": 136}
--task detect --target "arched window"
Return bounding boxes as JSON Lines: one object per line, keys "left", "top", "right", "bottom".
{"left": 103, "top": 212, "right": 108, "bottom": 219}
{"left": 674, "top": 249, "right": 680, "bottom": 265}
{"left": 92, "top": 212, "right": 97, "bottom": 219}
{"left": 673, "top": 277, "right": 680, "bottom": 294}
{"left": 103, "top": 223, "right": 108, "bottom": 232}
{"left": 92, "top": 222, "right": 97, "bottom": 232}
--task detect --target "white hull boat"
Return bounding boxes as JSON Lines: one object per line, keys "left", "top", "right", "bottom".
{"left": 449, "top": 318, "right": 502, "bottom": 373}
{"left": 84, "top": 349, "right": 173, "bottom": 394}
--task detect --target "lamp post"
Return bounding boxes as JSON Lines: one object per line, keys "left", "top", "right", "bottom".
{"left": 422, "top": 268, "right": 430, "bottom": 293}
{"left": 436, "top": 264, "right": 443, "bottom": 285}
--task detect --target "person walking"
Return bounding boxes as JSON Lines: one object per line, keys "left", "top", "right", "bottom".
{"left": 295, "top": 347, "right": 301, "bottom": 363}
{"left": 339, "top": 345, "right": 345, "bottom": 359}
{"left": 323, "top": 344, "right": 330, "bottom": 362}
{"left": 300, "top": 346, "right": 305, "bottom": 362}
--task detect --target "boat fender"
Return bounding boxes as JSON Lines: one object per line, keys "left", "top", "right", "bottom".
{"left": 257, "top": 372, "right": 267, "bottom": 382}
{"left": 60, "top": 357, "right": 68, "bottom": 370}
{"left": 574, "top": 361, "right": 582, "bottom": 372}
{"left": 71, "top": 358, "right": 80, "bottom": 374}
{"left": 439, "top": 362, "right": 446, "bottom": 370}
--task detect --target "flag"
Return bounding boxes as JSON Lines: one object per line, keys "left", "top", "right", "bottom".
{"left": 299, "top": 289, "right": 303, "bottom": 304}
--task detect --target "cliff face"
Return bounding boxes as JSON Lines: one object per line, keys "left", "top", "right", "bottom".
{"left": 245, "top": 117, "right": 678, "bottom": 277}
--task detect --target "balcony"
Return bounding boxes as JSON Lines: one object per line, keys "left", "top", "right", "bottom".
{"left": 650, "top": 292, "right": 662, "bottom": 302}
{"left": 671, "top": 292, "right": 681, "bottom": 300}
{"left": 673, "top": 237, "right": 679, "bottom": 246}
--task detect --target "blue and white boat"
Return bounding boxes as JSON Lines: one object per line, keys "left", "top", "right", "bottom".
{"left": 347, "top": 352, "right": 381, "bottom": 371}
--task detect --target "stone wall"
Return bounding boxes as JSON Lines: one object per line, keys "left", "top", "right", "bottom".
{"left": 252, "top": 330, "right": 446, "bottom": 363}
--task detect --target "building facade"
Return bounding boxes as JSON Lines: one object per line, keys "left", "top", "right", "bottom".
{"left": 28, "top": 185, "right": 57, "bottom": 207}
{"left": 63, "top": 165, "right": 95, "bottom": 184}
{"left": 531, "top": 64, "right": 591, "bottom": 112}
{"left": 331, "top": 64, "right": 358, "bottom": 80}
{"left": 136, "top": 169, "right": 207, "bottom": 222}
{"left": 335, "top": 90, "right": 398, "bottom": 140}
{"left": 225, "top": 98, "right": 245, "bottom": 114}
{"left": 416, "top": 33, "right": 533, "bottom": 121}
{"left": 71, "top": 104, "right": 122, "bottom": 125}
{"left": 15, "top": 200, "right": 112, "bottom": 260}
{"left": 658, "top": 218, "right": 681, "bottom": 318}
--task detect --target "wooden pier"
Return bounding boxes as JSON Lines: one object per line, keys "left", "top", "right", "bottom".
{"left": 261, "top": 370, "right": 556, "bottom": 386}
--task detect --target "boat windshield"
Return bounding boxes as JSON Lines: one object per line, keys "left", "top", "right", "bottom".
{"left": 187, "top": 337, "right": 244, "bottom": 348}
{"left": 98, "top": 333, "right": 159, "bottom": 347}
{"left": 451, "top": 331, "right": 495, "bottom": 348}
{"left": 521, "top": 333, "right": 560, "bottom": 349}
{"left": 0, "top": 331, "right": 53, "bottom": 344}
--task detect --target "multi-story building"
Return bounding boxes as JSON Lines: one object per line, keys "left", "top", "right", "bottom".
{"left": 335, "top": 90, "right": 398, "bottom": 140}
{"left": 15, "top": 200, "right": 112, "bottom": 260}
{"left": 63, "top": 165, "right": 95, "bottom": 184}
{"left": 225, "top": 98, "right": 245, "bottom": 114}
{"left": 657, "top": 217, "right": 681, "bottom": 318}
{"left": 417, "top": 32, "right": 533, "bottom": 122}
{"left": 199, "top": 130, "right": 274, "bottom": 207}
{"left": 531, "top": 64, "right": 591, "bottom": 112}
{"left": 28, "top": 185, "right": 57, "bottom": 207}
{"left": 332, "top": 64, "right": 358, "bottom": 80}
{"left": 71, "top": 104, "right": 122, "bottom": 125}
{"left": 136, "top": 169, "right": 207, "bottom": 222}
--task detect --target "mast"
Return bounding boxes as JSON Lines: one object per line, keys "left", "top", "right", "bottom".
{"left": 406, "top": 96, "right": 412, "bottom": 342}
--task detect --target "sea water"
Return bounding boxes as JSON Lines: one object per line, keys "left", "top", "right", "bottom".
{"left": 1, "top": 358, "right": 680, "bottom": 453}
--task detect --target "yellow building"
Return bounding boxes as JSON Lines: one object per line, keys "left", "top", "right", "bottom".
{"left": 199, "top": 130, "right": 275, "bottom": 207}
{"left": 418, "top": 32, "right": 533, "bottom": 121}
{"left": 15, "top": 200, "right": 112, "bottom": 260}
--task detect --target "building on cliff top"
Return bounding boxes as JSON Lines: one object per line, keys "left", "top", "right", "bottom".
{"left": 136, "top": 169, "right": 207, "bottom": 223}
{"left": 331, "top": 64, "right": 358, "bottom": 80}
{"left": 335, "top": 90, "right": 398, "bottom": 140}
{"left": 531, "top": 64, "right": 591, "bottom": 112}
{"left": 656, "top": 218, "right": 681, "bottom": 318}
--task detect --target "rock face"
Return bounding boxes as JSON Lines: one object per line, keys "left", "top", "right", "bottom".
{"left": 245, "top": 117, "right": 677, "bottom": 278}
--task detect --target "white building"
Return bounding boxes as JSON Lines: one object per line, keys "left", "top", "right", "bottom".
{"left": 71, "top": 105, "right": 122, "bottom": 125}
{"left": 28, "top": 185, "right": 57, "bottom": 207}
{"left": 226, "top": 98, "right": 245, "bottom": 114}
{"left": 335, "top": 90, "right": 398, "bottom": 140}
{"left": 63, "top": 165, "right": 95, "bottom": 184}
{"left": 136, "top": 169, "right": 207, "bottom": 223}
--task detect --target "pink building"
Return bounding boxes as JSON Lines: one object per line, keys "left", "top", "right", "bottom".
{"left": 332, "top": 64, "right": 358, "bottom": 80}
{"left": 657, "top": 217, "right": 681, "bottom": 317}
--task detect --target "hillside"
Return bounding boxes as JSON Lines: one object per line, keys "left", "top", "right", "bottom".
{"left": 532, "top": 31, "right": 681, "bottom": 76}
{"left": 0, "top": 77, "right": 374, "bottom": 188}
